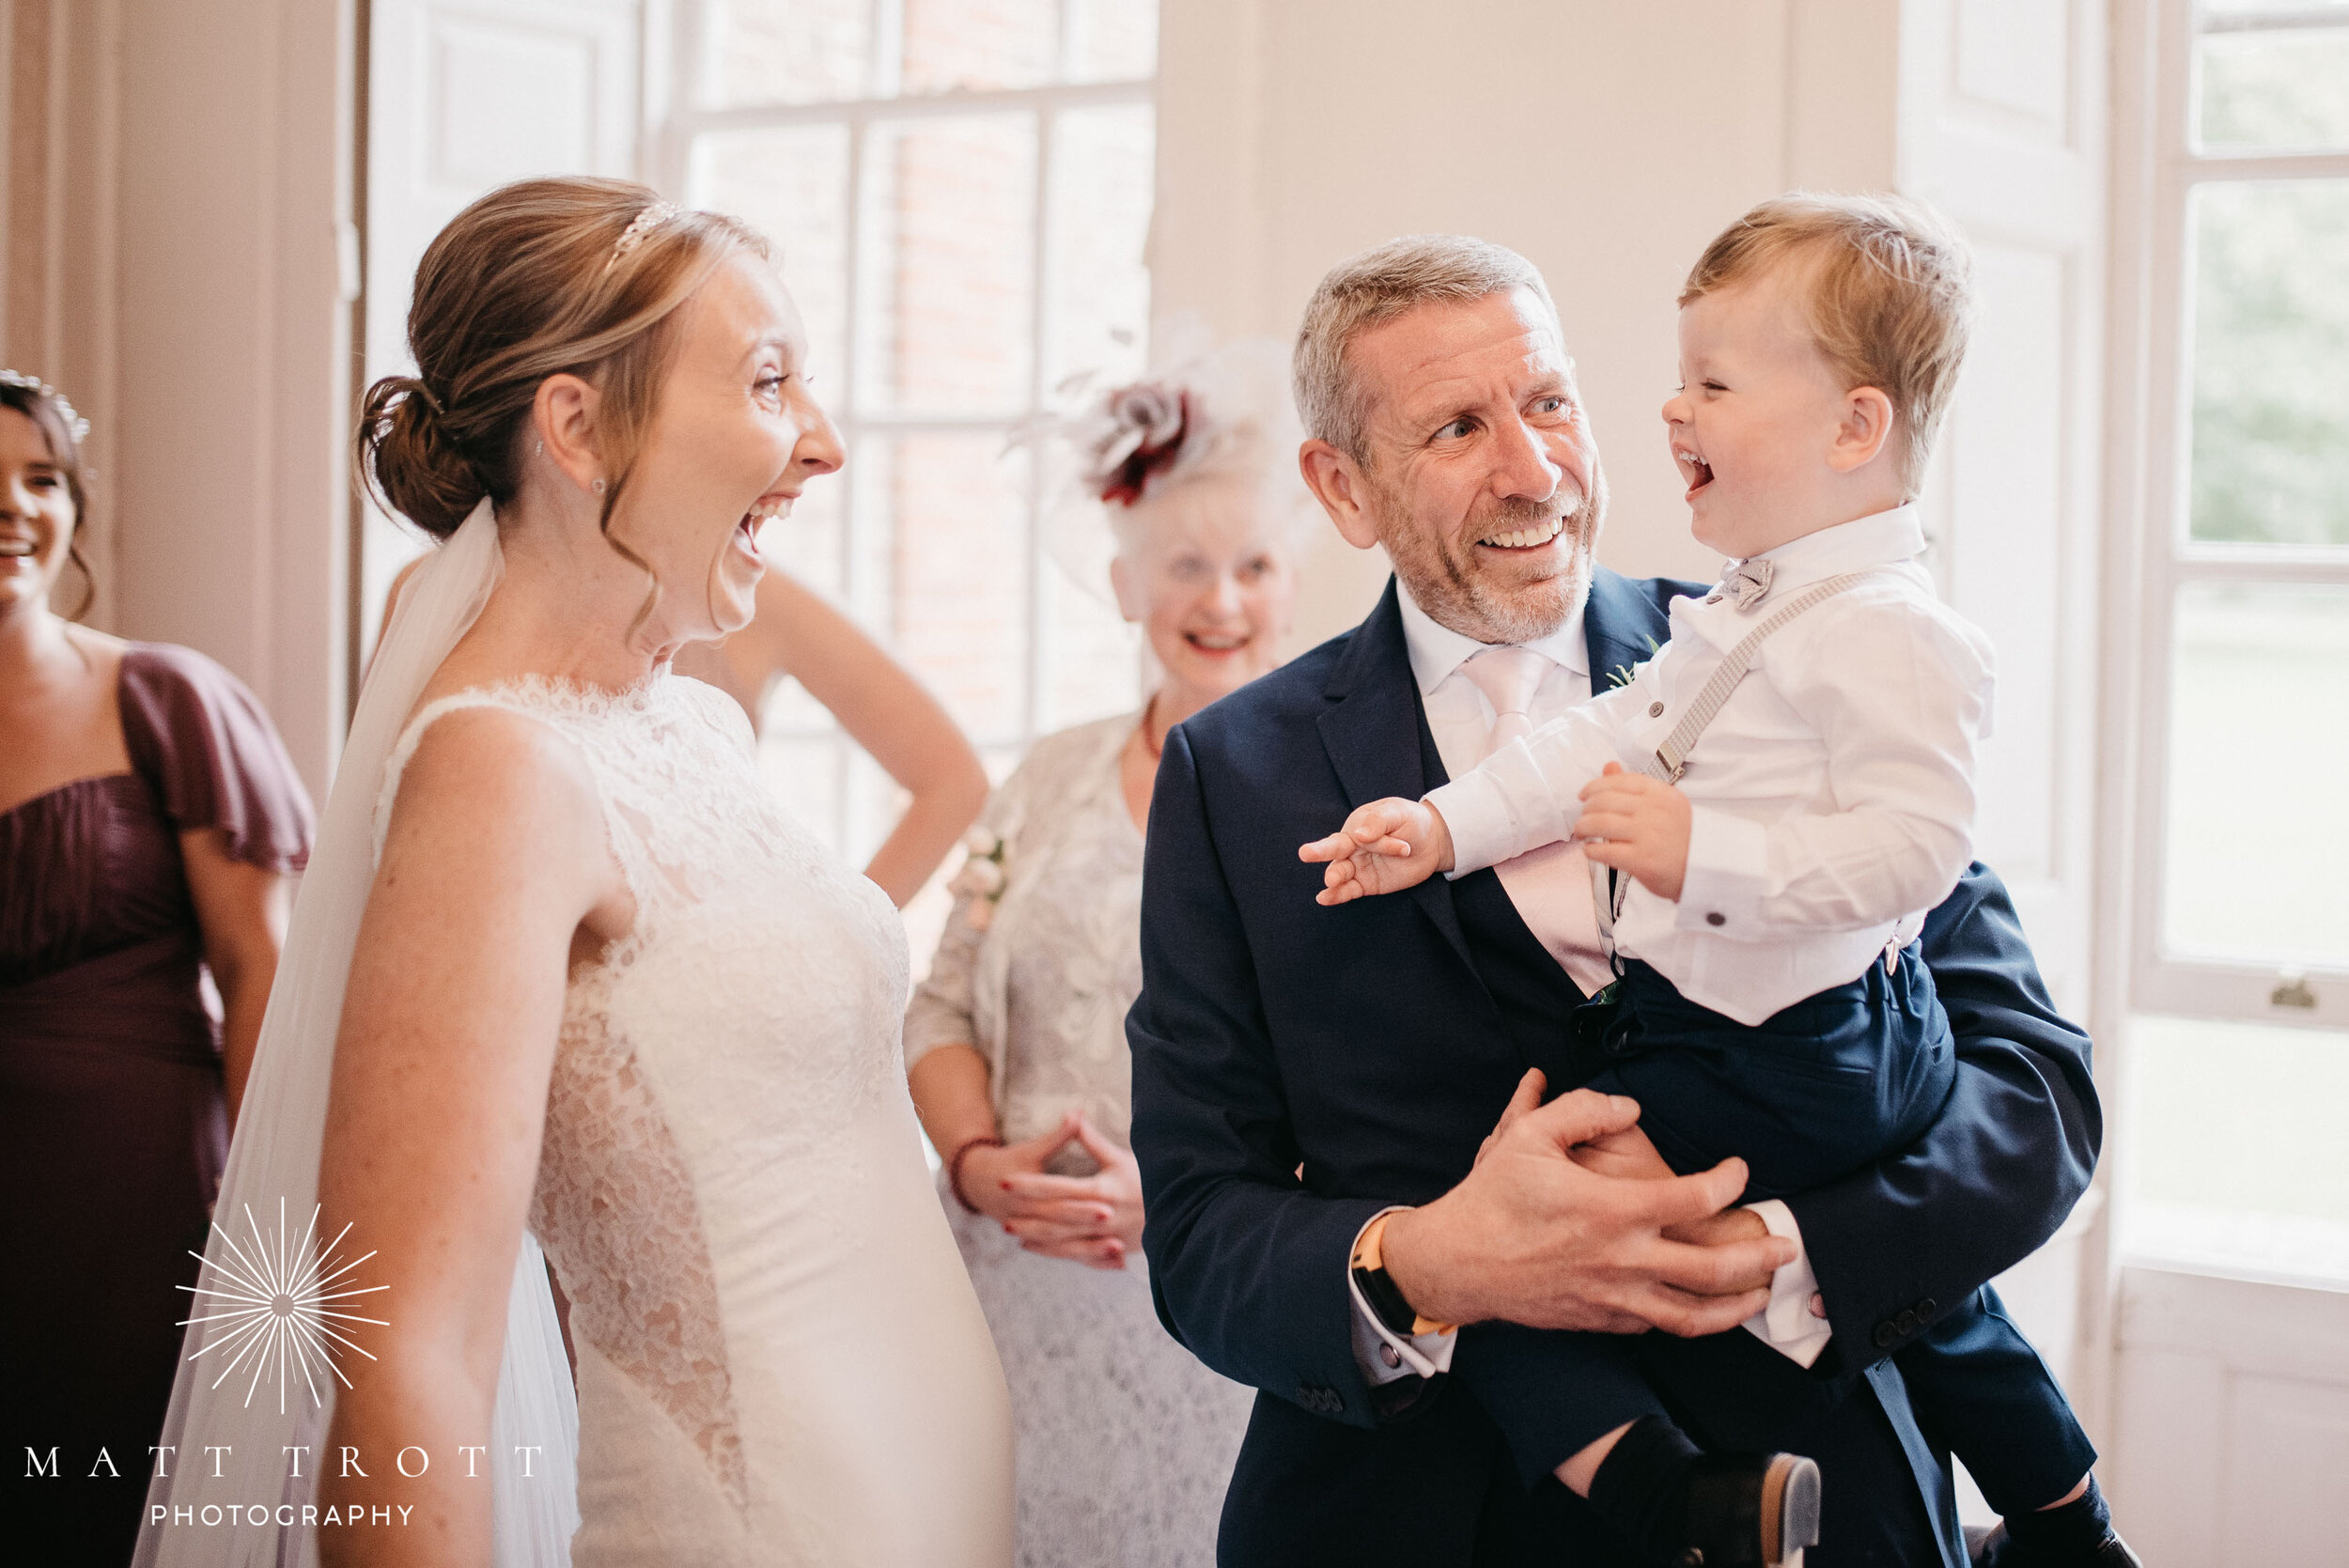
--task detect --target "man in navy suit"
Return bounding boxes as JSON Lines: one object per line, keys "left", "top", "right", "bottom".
{"left": 1128, "top": 236, "right": 2099, "bottom": 1566}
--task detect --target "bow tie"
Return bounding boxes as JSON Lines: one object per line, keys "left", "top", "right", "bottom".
{"left": 1722, "top": 557, "right": 1775, "bottom": 610}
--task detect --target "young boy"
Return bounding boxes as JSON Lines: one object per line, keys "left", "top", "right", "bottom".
{"left": 1302, "top": 194, "right": 2136, "bottom": 1568}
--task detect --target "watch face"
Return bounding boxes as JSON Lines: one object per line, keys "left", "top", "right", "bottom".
{"left": 1354, "top": 1265, "right": 1418, "bottom": 1338}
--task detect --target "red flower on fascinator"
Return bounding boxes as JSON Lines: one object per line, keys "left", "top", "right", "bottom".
{"left": 1095, "top": 383, "right": 1192, "bottom": 506}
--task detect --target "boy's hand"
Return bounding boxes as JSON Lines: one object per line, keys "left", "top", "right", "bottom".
{"left": 1299, "top": 797, "right": 1455, "bottom": 905}
{"left": 1574, "top": 762, "right": 1691, "bottom": 901}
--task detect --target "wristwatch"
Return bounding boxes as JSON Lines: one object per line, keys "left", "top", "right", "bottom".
{"left": 1350, "top": 1210, "right": 1445, "bottom": 1339}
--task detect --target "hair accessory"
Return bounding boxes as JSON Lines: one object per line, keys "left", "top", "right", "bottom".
{"left": 1090, "top": 382, "right": 1192, "bottom": 507}
{"left": 606, "top": 201, "right": 681, "bottom": 275}
{"left": 0, "top": 368, "right": 91, "bottom": 443}
{"left": 409, "top": 380, "right": 446, "bottom": 420}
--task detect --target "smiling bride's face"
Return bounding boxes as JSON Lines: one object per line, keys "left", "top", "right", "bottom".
{"left": 618, "top": 253, "right": 843, "bottom": 644}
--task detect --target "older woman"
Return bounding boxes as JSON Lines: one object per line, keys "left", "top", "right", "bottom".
{"left": 905, "top": 346, "right": 1306, "bottom": 1567}
{"left": 0, "top": 372, "right": 312, "bottom": 1564}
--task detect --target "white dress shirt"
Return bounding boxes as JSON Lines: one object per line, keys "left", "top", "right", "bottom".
{"left": 1428, "top": 505, "right": 1995, "bottom": 1025}
{"left": 1349, "top": 576, "right": 1831, "bottom": 1387}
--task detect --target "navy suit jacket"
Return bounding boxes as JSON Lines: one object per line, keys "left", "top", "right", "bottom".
{"left": 1128, "top": 571, "right": 2100, "bottom": 1566}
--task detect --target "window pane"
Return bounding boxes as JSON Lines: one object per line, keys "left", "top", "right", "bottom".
{"left": 857, "top": 116, "right": 1038, "bottom": 416}
{"left": 2186, "top": 180, "right": 2349, "bottom": 546}
{"left": 1044, "top": 103, "right": 1155, "bottom": 391}
{"left": 2162, "top": 581, "right": 2349, "bottom": 969}
{"left": 2197, "top": 29, "right": 2349, "bottom": 151}
{"left": 901, "top": 0, "right": 1060, "bottom": 95}
{"left": 2123, "top": 1015, "right": 2349, "bottom": 1282}
{"left": 1066, "top": 0, "right": 1159, "bottom": 81}
{"left": 699, "top": 0, "right": 874, "bottom": 108}
{"left": 874, "top": 434, "right": 1032, "bottom": 742}
{"left": 688, "top": 126, "right": 851, "bottom": 385}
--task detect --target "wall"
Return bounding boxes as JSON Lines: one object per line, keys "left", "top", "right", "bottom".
{"left": 0, "top": 0, "right": 356, "bottom": 799}
{"left": 1152, "top": 0, "right": 1900, "bottom": 650}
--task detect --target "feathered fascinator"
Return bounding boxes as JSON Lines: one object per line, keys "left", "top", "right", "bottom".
{"left": 1014, "top": 318, "right": 1312, "bottom": 601}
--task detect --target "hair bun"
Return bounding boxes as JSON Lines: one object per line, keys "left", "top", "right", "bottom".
{"left": 358, "top": 374, "right": 485, "bottom": 539}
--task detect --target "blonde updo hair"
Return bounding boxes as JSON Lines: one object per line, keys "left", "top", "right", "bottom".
{"left": 358, "top": 177, "right": 770, "bottom": 548}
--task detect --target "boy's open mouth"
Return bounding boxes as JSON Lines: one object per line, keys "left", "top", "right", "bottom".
{"left": 1672, "top": 446, "right": 1715, "bottom": 501}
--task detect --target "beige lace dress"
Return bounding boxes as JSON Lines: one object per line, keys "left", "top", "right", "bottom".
{"left": 380, "top": 671, "right": 1014, "bottom": 1566}
{"left": 906, "top": 713, "right": 1255, "bottom": 1568}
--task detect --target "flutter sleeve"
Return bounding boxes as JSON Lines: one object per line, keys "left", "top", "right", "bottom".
{"left": 118, "top": 643, "right": 316, "bottom": 874}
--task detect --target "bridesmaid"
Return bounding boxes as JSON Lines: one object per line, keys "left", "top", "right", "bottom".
{"left": 0, "top": 372, "right": 313, "bottom": 1564}
{"left": 904, "top": 348, "right": 1308, "bottom": 1567}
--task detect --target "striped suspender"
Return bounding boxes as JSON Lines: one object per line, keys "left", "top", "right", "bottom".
{"left": 1596, "top": 569, "right": 1876, "bottom": 941}
{"left": 1641, "top": 571, "right": 1875, "bottom": 783}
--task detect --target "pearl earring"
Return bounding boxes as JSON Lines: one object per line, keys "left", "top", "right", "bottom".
{"left": 592, "top": 478, "right": 607, "bottom": 495}
{"left": 536, "top": 440, "right": 544, "bottom": 456}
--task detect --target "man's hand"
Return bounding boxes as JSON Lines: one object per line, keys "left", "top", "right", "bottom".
{"left": 1574, "top": 762, "right": 1692, "bottom": 901}
{"left": 1382, "top": 1079, "right": 1791, "bottom": 1336}
{"left": 1299, "top": 796, "right": 1456, "bottom": 905}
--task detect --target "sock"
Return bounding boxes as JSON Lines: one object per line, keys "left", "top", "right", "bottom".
{"left": 1585, "top": 1413, "right": 1703, "bottom": 1560}
{"left": 2000, "top": 1475, "right": 2112, "bottom": 1557}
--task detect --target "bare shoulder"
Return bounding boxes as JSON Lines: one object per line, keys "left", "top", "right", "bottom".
{"left": 380, "top": 703, "right": 612, "bottom": 905}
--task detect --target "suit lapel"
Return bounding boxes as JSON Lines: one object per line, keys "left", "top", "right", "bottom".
{"left": 1315, "top": 582, "right": 1478, "bottom": 977}
{"left": 1583, "top": 568, "right": 1675, "bottom": 695}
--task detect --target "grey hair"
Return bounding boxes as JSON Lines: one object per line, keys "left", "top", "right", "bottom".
{"left": 1292, "top": 234, "right": 1559, "bottom": 464}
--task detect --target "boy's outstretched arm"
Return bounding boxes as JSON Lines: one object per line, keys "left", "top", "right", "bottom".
{"left": 1299, "top": 797, "right": 1457, "bottom": 904}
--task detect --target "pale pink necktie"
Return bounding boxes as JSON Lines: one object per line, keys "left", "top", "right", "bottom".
{"left": 1458, "top": 647, "right": 1614, "bottom": 995}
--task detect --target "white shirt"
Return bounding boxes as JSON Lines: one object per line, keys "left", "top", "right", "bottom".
{"left": 1428, "top": 505, "right": 1995, "bottom": 1025}
{"left": 1348, "top": 577, "right": 1830, "bottom": 1389}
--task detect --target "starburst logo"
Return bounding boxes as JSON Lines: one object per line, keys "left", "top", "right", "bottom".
{"left": 179, "top": 1199, "right": 390, "bottom": 1413}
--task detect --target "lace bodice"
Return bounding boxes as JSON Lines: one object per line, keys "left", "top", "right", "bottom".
{"left": 375, "top": 671, "right": 990, "bottom": 1561}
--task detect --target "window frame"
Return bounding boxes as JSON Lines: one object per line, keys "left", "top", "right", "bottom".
{"left": 2129, "top": 0, "right": 2349, "bottom": 1029}
{"left": 647, "top": 0, "right": 1157, "bottom": 857}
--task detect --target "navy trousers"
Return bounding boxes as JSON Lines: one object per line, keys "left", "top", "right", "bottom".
{"left": 1466, "top": 947, "right": 2095, "bottom": 1515}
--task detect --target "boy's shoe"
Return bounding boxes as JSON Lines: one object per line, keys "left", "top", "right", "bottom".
{"left": 1968, "top": 1521, "right": 2144, "bottom": 1567}
{"left": 1669, "top": 1451, "right": 1822, "bottom": 1567}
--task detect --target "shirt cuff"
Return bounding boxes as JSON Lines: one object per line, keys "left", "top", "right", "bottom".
{"left": 1739, "top": 1199, "right": 1831, "bottom": 1368}
{"left": 1425, "top": 771, "right": 1517, "bottom": 880}
{"left": 1347, "top": 1207, "right": 1458, "bottom": 1385}
{"left": 1677, "top": 804, "right": 1769, "bottom": 936}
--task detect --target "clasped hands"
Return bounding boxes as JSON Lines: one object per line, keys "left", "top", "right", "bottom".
{"left": 1299, "top": 762, "right": 1693, "bottom": 905}
{"left": 1381, "top": 1072, "right": 1795, "bottom": 1337}
{"left": 957, "top": 1110, "right": 1145, "bottom": 1271}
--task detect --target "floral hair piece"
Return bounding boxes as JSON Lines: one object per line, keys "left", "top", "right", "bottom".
{"left": 605, "top": 201, "right": 680, "bottom": 275}
{"left": 0, "top": 369, "right": 89, "bottom": 443}
{"left": 1088, "top": 381, "right": 1193, "bottom": 507}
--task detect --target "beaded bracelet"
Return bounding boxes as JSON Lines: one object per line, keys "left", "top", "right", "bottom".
{"left": 948, "top": 1135, "right": 1006, "bottom": 1214}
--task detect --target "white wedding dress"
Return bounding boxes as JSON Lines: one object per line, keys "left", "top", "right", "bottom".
{"left": 379, "top": 669, "right": 1015, "bottom": 1567}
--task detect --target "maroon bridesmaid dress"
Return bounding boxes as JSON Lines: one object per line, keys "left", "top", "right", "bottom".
{"left": 0, "top": 644, "right": 313, "bottom": 1565}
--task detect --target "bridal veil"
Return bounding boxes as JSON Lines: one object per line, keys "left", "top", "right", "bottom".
{"left": 135, "top": 499, "right": 581, "bottom": 1567}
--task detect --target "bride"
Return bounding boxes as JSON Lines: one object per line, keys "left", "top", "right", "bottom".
{"left": 138, "top": 178, "right": 1014, "bottom": 1566}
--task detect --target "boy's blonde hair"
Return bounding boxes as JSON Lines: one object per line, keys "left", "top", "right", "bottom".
{"left": 1681, "top": 192, "right": 1973, "bottom": 498}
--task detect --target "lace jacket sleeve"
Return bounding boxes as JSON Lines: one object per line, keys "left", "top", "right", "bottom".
{"left": 903, "top": 765, "right": 1029, "bottom": 1071}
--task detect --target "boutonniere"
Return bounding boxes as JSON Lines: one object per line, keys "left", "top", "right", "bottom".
{"left": 949, "top": 826, "right": 1008, "bottom": 930}
{"left": 1607, "top": 634, "right": 1664, "bottom": 691}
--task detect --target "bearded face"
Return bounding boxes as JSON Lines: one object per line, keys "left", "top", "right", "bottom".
{"left": 1343, "top": 289, "right": 1608, "bottom": 645}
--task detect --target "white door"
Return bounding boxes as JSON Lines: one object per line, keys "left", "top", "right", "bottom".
{"left": 1892, "top": 0, "right": 2113, "bottom": 1527}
